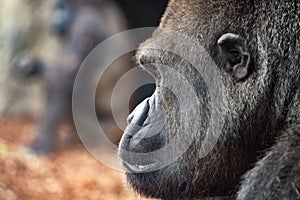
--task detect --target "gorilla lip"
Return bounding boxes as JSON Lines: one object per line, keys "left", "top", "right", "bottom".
{"left": 122, "top": 161, "right": 159, "bottom": 173}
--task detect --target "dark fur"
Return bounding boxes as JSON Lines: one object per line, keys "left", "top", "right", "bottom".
{"left": 119, "top": 0, "right": 299, "bottom": 199}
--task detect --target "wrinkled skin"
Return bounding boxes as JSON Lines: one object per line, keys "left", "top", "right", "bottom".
{"left": 119, "top": 0, "right": 299, "bottom": 199}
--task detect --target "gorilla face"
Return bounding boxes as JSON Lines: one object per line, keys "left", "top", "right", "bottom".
{"left": 119, "top": 0, "right": 297, "bottom": 199}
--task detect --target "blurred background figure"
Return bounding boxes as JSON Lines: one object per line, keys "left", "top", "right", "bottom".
{"left": 0, "top": 0, "right": 169, "bottom": 199}
{"left": 0, "top": 0, "right": 53, "bottom": 117}
{"left": 10, "top": 0, "right": 132, "bottom": 154}
{"left": 0, "top": 0, "right": 168, "bottom": 155}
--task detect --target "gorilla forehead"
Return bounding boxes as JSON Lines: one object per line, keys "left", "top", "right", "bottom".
{"left": 159, "top": 0, "right": 254, "bottom": 36}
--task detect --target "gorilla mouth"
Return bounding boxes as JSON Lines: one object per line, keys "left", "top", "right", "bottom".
{"left": 122, "top": 161, "right": 159, "bottom": 173}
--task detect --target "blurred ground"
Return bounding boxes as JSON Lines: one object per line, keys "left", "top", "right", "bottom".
{"left": 0, "top": 119, "right": 152, "bottom": 200}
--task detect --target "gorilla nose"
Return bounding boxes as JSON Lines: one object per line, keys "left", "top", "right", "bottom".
{"left": 127, "top": 90, "right": 158, "bottom": 126}
{"left": 127, "top": 97, "right": 150, "bottom": 127}
{"left": 119, "top": 91, "right": 167, "bottom": 172}
{"left": 123, "top": 91, "right": 165, "bottom": 152}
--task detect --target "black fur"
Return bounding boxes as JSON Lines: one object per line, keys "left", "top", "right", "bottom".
{"left": 119, "top": 0, "right": 299, "bottom": 199}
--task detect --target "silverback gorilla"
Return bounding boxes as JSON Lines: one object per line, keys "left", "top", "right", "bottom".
{"left": 119, "top": 0, "right": 300, "bottom": 199}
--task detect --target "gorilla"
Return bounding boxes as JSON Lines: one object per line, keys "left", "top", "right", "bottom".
{"left": 118, "top": 0, "right": 299, "bottom": 199}
{"left": 12, "top": 0, "right": 129, "bottom": 154}
{"left": 51, "top": 0, "right": 74, "bottom": 35}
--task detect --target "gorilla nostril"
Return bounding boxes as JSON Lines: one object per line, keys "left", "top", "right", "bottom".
{"left": 129, "top": 98, "right": 150, "bottom": 126}
{"left": 127, "top": 112, "right": 134, "bottom": 124}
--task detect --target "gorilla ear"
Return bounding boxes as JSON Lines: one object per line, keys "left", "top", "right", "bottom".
{"left": 217, "top": 33, "right": 252, "bottom": 81}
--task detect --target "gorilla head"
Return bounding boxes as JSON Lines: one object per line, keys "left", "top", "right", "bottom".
{"left": 119, "top": 0, "right": 299, "bottom": 199}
